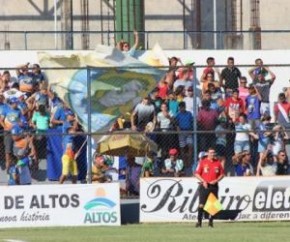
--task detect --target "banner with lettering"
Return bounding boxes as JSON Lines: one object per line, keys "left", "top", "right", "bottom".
{"left": 0, "top": 183, "right": 120, "bottom": 228}
{"left": 140, "top": 177, "right": 290, "bottom": 222}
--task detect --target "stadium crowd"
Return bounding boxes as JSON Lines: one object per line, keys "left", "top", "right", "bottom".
{"left": 1, "top": 53, "right": 290, "bottom": 193}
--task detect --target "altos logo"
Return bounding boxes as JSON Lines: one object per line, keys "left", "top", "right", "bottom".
{"left": 83, "top": 188, "right": 117, "bottom": 224}
{"left": 252, "top": 181, "right": 290, "bottom": 212}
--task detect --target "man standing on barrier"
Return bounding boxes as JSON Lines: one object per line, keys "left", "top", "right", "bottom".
{"left": 194, "top": 147, "right": 224, "bottom": 228}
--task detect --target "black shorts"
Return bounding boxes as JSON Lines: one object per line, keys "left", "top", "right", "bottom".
{"left": 215, "top": 144, "right": 226, "bottom": 157}
{"left": 4, "top": 133, "right": 13, "bottom": 154}
{"left": 198, "top": 184, "right": 218, "bottom": 206}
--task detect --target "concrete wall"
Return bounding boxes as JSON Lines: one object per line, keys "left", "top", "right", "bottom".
{"left": 0, "top": 0, "right": 289, "bottom": 50}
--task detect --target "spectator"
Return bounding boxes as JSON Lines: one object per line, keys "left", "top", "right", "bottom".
{"left": 274, "top": 93, "right": 290, "bottom": 131}
{"left": 157, "top": 75, "right": 169, "bottom": 100}
{"left": 131, "top": 96, "right": 156, "bottom": 132}
{"left": 257, "top": 150, "right": 277, "bottom": 176}
{"left": 175, "top": 101, "right": 193, "bottom": 167}
{"left": 202, "top": 72, "right": 220, "bottom": 96}
{"left": 173, "top": 68, "right": 192, "bottom": 91}
{"left": 197, "top": 100, "right": 219, "bottom": 152}
{"left": 220, "top": 57, "right": 242, "bottom": 97}
{"left": 126, "top": 156, "right": 142, "bottom": 196}
{"left": 250, "top": 64, "right": 276, "bottom": 115}
{"left": 232, "top": 151, "right": 254, "bottom": 176}
{"left": 59, "top": 110, "right": 79, "bottom": 184}
{"left": 116, "top": 30, "right": 139, "bottom": 57}
{"left": 257, "top": 114, "right": 272, "bottom": 171}
{"left": 224, "top": 89, "right": 244, "bottom": 122}
{"left": 276, "top": 150, "right": 289, "bottom": 175}
{"left": 238, "top": 76, "right": 249, "bottom": 107}
{"left": 202, "top": 90, "right": 219, "bottom": 112}
{"left": 31, "top": 104, "right": 50, "bottom": 161}
{"left": 0, "top": 71, "right": 11, "bottom": 93}
{"left": 141, "top": 152, "right": 155, "bottom": 177}
{"left": 215, "top": 118, "right": 227, "bottom": 168}
{"left": 15, "top": 149, "right": 32, "bottom": 185}
{"left": 183, "top": 86, "right": 201, "bottom": 117}
{"left": 156, "top": 102, "right": 175, "bottom": 159}
{"left": 200, "top": 57, "right": 221, "bottom": 83}
{"left": 91, "top": 154, "right": 112, "bottom": 183}
{"left": 248, "top": 58, "right": 269, "bottom": 81}
{"left": 16, "top": 62, "right": 37, "bottom": 97}
{"left": 234, "top": 113, "right": 258, "bottom": 155}
{"left": 161, "top": 148, "right": 184, "bottom": 177}
{"left": 167, "top": 91, "right": 179, "bottom": 116}
{"left": 271, "top": 125, "right": 288, "bottom": 157}
{"left": 31, "top": 63, "right": 46, "bottom": 85}
{"left": 0, "top": 97, "right": 23, "bottom": 171}
{"left": 245, "top": 84, "right": 262, "bottom": 130}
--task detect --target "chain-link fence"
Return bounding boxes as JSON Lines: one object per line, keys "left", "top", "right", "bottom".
{"left": 0, "top": 63, "right": 290, "bottom": 192}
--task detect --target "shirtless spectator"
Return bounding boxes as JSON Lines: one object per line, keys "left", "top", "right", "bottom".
{"left": 200, "top": 57, "right": 221, "bottom": 83}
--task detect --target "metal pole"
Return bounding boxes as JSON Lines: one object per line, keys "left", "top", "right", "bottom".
{"left": 87, "top": 67, "right": 92, "bottom": 183}
{"left": 193, "top": 66, "right": 198, "bottom": 172}
{"left": 54, "top": 0, "right": 58, "bottom": 49}
{"left": 213, "top": 0, "right": 217, "bottom": 49}
{"left": 24, "top": 31, "right": 27, "bottom": 50}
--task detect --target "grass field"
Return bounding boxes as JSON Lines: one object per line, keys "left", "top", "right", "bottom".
{"left": 0, "top": 222, "right": 289, "bottom": 242}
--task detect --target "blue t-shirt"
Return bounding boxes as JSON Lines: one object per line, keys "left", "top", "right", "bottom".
{"left": 235, "top": 163, "right": 251, "bottom": 176}
{"left": 175, "top": 111, "right": 193, "bottom": 130}
{"left": 246, "top": 95, "right": 261, "bottom": 120}
{"left": 62, "top": 121, "right": 75, "bottom": 152}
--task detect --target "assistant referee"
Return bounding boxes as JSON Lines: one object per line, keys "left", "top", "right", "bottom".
{"left": 194, "top": 147, "right": 225, "bottom": 228}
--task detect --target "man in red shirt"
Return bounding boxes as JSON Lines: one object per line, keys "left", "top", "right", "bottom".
{"left": 194, "top": 147, "right": 224, "bottom": 228}
{"left": 224, "top": 89, "right": 244, "bottom": 122}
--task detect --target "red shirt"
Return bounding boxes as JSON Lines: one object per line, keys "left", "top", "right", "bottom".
{"left": 224, "top": 97, "right": 244, "bottom": 121}
{"left": 195, "top": 158, "right": 224, "bottom": 183}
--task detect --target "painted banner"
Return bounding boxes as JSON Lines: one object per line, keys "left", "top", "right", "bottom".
{"left": 140, "top": 177, "right": 290, "bottom": 222}
{"left": 38, "top": 45, "right": 165, "bottom": 133}
{"left": 0, "top": 183, "right": 120, "bottom": 228}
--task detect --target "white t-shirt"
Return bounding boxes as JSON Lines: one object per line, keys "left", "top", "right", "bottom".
{"left": 183, "top": 96, "right": 201, "bottom": 116}
{"left": 235, "top": 123, "right": 252, "bottom": 141}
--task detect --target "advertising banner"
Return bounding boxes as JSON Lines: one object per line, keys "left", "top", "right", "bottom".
{"left": 0, "top": 183, "right": 120, "bottom": 228}
{"left": 140, "top": 177, "right": 290, "bottom": 222}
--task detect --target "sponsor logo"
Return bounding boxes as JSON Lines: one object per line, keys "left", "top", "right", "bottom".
{"left": 83, "top": 188, "right": 117, "bottom": 224}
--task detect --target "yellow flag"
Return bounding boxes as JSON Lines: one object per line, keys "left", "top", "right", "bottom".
{"left": 203, "top": 192, "right": 223, "bottom": 216}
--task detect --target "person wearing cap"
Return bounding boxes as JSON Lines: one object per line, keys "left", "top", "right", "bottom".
{"left": 161, "top": 148, "right": 184, "bottom": 177}
{"left": 194, "top": 147, "right": 224, "bottom": 228}
{"left": 192, "top": 151, "right": 207, "bottom": 173}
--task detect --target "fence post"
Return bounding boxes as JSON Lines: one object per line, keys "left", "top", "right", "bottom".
{"left": 24, "top": 31, "right": 28, "bottom": 50}
{"left": 87, "top": 67, "right": 92, "bottom": 183}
